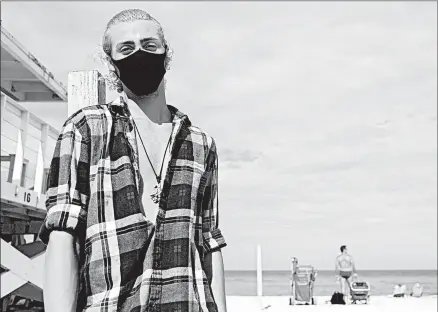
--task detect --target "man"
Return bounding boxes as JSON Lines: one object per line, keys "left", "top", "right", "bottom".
{"left": 335, "top": 245, "right": 358, "bottom": 297}
{"left": 39, "top": 9, "right": 227, "bottom": 312}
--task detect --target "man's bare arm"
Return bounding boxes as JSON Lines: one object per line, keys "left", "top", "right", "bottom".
{"left": 351, "top": 256, "right": 357, "bottom": 274}
{"left": 335, "top": 257, "right": 340, "bottom": 275}
{"left": 43, "top": 232, "right": 79, "bottom": 312}
{"left": 204, "top": 250, "right": 227, "bottom": 312}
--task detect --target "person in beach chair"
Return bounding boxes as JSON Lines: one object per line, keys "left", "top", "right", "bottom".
{"left": 335, "top": 245, "right": 358, "bottom": 298}
{"left": 393, "top": 284, "right": 407, "bottom": 297}
{"left": 289, "top": 257, "right": 317, "bottom": 305}
{"left": 410, "top": 283, "right": 423, "bottom": 298}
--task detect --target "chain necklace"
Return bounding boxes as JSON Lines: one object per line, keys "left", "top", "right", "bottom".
{"left": 133, "top": 120, "right": 173, "bottom": 204}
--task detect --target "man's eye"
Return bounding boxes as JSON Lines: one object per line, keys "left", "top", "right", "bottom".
{"left": 144, "top": 43, "right": 158, "bottom": 50}
{"left": 120, "top": 47, "right": 133, "bottom": 53}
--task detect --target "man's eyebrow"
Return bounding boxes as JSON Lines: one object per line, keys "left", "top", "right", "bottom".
{"left": 115, "top": 37, "right": 160, "bottom": 50}
{"left": 140, "top": 37, "right": 160, "bottom": 44}
{"left": 115, "top": 40, "right": 135, "bottom": 49}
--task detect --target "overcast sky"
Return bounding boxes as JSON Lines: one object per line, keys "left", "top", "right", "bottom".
{"left": 2, "top": 1, "right": 437, "bottom": 270}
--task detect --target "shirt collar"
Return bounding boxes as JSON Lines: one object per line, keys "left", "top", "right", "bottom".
{"left": 108, "top": 91, "right": 191, "bottom": 126}
{"left": 108, "top": 92, "right": 131, "bottom": 117}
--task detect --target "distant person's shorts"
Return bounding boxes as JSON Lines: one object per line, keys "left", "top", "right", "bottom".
{"left": 339, "top": 271, "right": 353, "bottom": 279}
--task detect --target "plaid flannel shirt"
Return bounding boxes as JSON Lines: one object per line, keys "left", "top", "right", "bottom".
{"left": 39, "top": 95, "right": 227, "bottom": 312}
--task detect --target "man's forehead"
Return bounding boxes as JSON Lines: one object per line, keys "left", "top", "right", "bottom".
{"left": 109, "top": 20, "right": 161, "bottom": 43}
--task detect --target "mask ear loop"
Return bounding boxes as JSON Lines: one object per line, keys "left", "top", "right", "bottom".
{"left": 109, "top": 60, "right": 124, "bottom": 93}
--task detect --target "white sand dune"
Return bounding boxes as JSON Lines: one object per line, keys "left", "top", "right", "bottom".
{"left": 227, "top": 295, "right": 438, "bottom": 312}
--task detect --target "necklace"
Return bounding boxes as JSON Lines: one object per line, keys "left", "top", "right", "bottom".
{"left": 133, "top": 120, "right": 173, "bottom": 204}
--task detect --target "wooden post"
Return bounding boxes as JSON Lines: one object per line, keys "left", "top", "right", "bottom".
{"left": 33, "top": 142, "right": 44, "bottom": 196}
{"left": 20, "top": 110, "right": 29, "bottom": 147}
{"left": 11, "top": 130, "right": 23, "bottom": 185}
{"left": 256, "top": 244, "right": 263, "bottom": 309}
{"left": 290, "top": 257, "right": 298, "bottom": 305}
{"left": 67, "top": 70, "right": 106, "bottom": 116}
{"left": 40, "top": 124, "right": 49, "bottom": 167}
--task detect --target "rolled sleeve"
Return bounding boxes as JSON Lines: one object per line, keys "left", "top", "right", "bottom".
{"left": 38, "top": 120, "right": 89, "bottom": 245}
{"left": 202, "top": 138, "right": 227, "bottom": 254}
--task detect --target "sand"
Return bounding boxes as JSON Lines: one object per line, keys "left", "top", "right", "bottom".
{"left": 226, "top": 295, "right": 437, "bottom": 312}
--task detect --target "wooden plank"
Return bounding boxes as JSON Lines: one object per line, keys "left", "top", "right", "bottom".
{"left": 6, "top": 154, "right": 15, "bottom": 183}
{"left": 0, "top": 220, "right": 44, "bottom": 235}
{"left": 5, "top": 99, "right": 21, "bottom": 117}
{"left": 20, "top": 111, "right": 29, "bottom": 146}
{"left": 1, "top": 180, "right": 39, "bottom": 208}
{"left": 0, "top": 181, "right": 48, "bottom": 216}
{"left": 0, "top": 239, "right": 44, "bottom": 289}
{"left": 11, "top": 130, "right": 23, "bottom": 185}
{"left": 1, "top": 118, "right": 21, "bottom": 139}
{"left": 10, "top": 81, "right": 51, "bottom": 93}
{"left": 67, "top": 70, "right": 106, "bottom": 117}
{"left": 33, "top": 143, "right": 44, "bottom": 195}
{"left": 0, "top": 207, "right": 45, "bottom": 220}
{"left": 21, "top": 159, "right": 29, "bottom": 188}
{"left": 0, "top": 155, "right": 12, "bottom": 162}
{"left": 24, "top": 132, "right": 40, "bottom": 155}
{"left": 40, "top": 124, "right": 49, "bottom": 168}
{"left": 0, "top": 210, "right": 31, "bottom": 221}
{"left": 1, "top": 136, "right": 18, "bottom": 157}
{"left": 1, "top": 24, "right": 68, "bottom": 101}
{"left": 0, "top": 270, "right": 26, "bottom": 299}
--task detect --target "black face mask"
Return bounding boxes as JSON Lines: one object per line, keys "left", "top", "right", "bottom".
{"left": 112, "top": 50, "right": 166, "bottom": 96}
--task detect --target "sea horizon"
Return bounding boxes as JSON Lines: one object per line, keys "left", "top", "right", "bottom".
{"left": 224, "top": 269, "right": 438, "bottom": 296}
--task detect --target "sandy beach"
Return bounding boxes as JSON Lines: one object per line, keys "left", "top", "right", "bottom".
{"left": 227, "top": 295, "right": 438, "bottom": 312}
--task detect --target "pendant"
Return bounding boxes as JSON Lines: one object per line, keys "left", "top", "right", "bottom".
{"left": 150, "top": 183, "right": 161, "bottom": 204}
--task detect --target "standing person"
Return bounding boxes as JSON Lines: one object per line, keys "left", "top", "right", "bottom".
{"left": 335, "top": 245, "right": 358, "bottom": 297}
{"left": 39, "top": 9, "right": 227, "bottom": 312}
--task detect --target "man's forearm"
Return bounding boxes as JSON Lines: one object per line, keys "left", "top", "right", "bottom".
{"left": 43, "top": 231, "right": 79, "bottom": 312}
{"left": 205, "top": 250, "right": 227, "bottom": 312}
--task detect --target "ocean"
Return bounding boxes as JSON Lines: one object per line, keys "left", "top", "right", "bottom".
{"left": 225, "top": 270, "right": 438, "bottom": 296}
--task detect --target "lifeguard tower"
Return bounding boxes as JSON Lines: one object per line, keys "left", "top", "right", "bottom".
{"left": 1, "top": 23, "right": 67, "bottom": 311}
{"left": 1, "top": 21, "right": 107, "bottom": 311}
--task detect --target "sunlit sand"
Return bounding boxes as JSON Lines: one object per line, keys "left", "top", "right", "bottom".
{"left": 227, "top": 295, "right": 438, "bottom": 312}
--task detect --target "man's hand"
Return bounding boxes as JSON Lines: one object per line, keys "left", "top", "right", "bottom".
{"left": 43, "top": 231, "right": 80, "bottom": 312}
{"left": 204, "top": 250, "right": 227, "bottom": 312}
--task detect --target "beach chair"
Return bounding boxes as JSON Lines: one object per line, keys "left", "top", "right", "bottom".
{"left": 349, "top": 281, "right": 371, "bottom": 304}
{"left": 411, "top": 283, "right": 423, "bottom": 298}
{"left": 289, "top": 258, "right": 317, "bottom": 305}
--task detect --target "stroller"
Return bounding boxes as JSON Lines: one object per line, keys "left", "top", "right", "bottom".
{"left": 349, "top": 281, "right": 371, "bottom": 304}
{"left": 289, "top": 258, "right": 317, "bottom": 305}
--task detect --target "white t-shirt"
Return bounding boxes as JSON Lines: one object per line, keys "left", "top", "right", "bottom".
{"left": 134, "top": 116, "right": 173, "bottom": 225}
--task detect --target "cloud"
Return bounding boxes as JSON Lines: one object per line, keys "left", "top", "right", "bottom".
{"left": 220, "top": 149, "right": 262, "bottom": 168}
